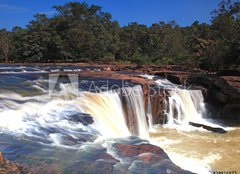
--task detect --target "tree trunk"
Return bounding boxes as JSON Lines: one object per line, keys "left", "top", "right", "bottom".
{"left": 4, "top": 56, "right": 8, "bottom": 63}
{"left": 0, "top": 31, "right": 10, "bottom": 63}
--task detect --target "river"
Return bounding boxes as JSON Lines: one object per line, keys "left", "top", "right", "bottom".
{"left": 0, "top": 65, "right": 239, "bottom": 174}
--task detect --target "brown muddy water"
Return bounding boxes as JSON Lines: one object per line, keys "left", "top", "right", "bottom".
{"left": 150, "top": 127, "right": 240, "bottom": 174}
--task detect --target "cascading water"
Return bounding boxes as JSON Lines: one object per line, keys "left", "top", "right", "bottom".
{"left": 75, "top": 91, "right": 131, "bottom": 138}
{"left": 119, "top": 86, "right": 149, "bottom": 139}
{"left": 1, "top": 71, "right": 235, "bottom": 174}
{"left": 167, "top": 89, "right": 204, "bottom": 125}
{"left": 0, "top": 81, "right": 149, "bottom": 144}
{"left": 143, "top": 76, "right": 208, "bottom": 127}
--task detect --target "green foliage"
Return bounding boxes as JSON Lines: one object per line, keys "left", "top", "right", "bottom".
{"left": 0, "top": 29, "right": 11, "bottom": 62}
{"left": 0, "top": 0, "right": 239, "bottom": 71}
{"left": 131, "top": 51, "right": 151, "bottom": 67}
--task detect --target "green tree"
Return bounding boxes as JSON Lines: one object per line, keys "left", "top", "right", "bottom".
{"left": 0, "top": 29, "right": 11, "bottom": 63}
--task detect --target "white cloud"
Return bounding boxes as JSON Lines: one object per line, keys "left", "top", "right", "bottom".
{"left": 0, "top": 4, "right": 28, "bottom": 13}
{"left": 39, "top": 10, "right": 57, "bottom": 15}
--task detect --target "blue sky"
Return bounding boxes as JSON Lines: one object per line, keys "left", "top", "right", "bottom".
{"left": 0, "top": 0, "right": 220, "bottom": 30}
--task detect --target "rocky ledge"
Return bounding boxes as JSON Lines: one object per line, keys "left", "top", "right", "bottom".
{"left": 56, "top": 65, "right": 240, "bottom": 120}
{"left": 0, "top": 138, "right": 194, "bottom": 174}
{"left": 154, "top": 71, "right": 240, "bottom": 119}
{"left": 64, "top": 137, "right": 194, "bottom": 174}
{"left": 0, "top": 152, "right": 35, "bottom": 174}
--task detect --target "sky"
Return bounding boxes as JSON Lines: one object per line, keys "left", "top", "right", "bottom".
{"left": 0, "top": 0, "right": 221, "bottom": 30}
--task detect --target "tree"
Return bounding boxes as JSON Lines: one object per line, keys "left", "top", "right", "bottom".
{"left": 1, "top": 0, "right": 239, "bottom": 72}
{"left": 210, "top": 0, "right": 240, "bottom": 69}
{"left": 0, "top": 29, "right": 11, "bottom": 63}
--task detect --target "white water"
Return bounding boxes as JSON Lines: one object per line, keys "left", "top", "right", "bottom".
{"left": 0, "top": 84, "right": 150, "bottom": 145}
{"left": 167, "top": 89, "right": 204, "bottom": 125}
{"left": 139, "top": 75, "right": 227, "bottom": 173}
{"left": 75, "top": 91, "right": 131, "bottom": 138}
{"left": 120, "top": 86, "right": 149, "bottom": 139}
{"left": 1, "top": 74, "right": 231, "bottom": 173}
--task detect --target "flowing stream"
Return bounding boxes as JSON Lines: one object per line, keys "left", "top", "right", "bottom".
{"left": 0, "top": 66, "right": 239, "bottom": 174}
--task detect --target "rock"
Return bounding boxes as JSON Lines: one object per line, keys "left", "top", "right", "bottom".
{"left": 222, "top": 103, "right": 240, "bottom": 120}
{"left": 64, "top": 159, "right": 117, "bottom": 174}
{"left": 0, "top": 152, "right": 35, "bottom": 174}
{"left": 215, "top": 91, "right": 229, "bottom": 103}
{"left": 187, "top": 75, "right": 240, "bottom": 119}
{"left": 222, "top": 76, "right": 240, "bottom": 90}
{"left": 113, "top": 143, "right": 194, "bottom": 174}
{"left": 113, "top": 143, "right": 170, "bottom": 159}
{"left": 68, "top": 113, "right": 94, "bottom": 126}
{"left": 0, "top": 152, "right": 3, "bottom": 163}
{"left": 63, "top": 150, "right": 119, "bottom": 174}
{"left": 189, "top": 122, "right": 227, "bottom": 134}
{"left": 153, "top": 72, "right": 240, "bottom": 120}
{"left": 145, "top": 90, "right": 166, "bottom": 124}
{"left": 136, "top": 153, "right": 164, "bottom": 164}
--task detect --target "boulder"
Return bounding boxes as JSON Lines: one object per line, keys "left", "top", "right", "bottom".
{"left": 0, "top": 152, "right": 35, "bottom": 174}
{"left": 63, "top": 149, "right": 119, "bottom": 174}
{"left": 67, "top": 113, "right": 94, "bottom": 126}
{"left": 189, "top": 122, "right": 227, "bottom": 134}
{"left": 113, "top": 143, "right": 169, "bottom": 159}
{"left": 113, "top": 143, "right": 194, "bottom": 174}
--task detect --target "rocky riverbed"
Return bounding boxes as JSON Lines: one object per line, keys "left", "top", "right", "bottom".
{"left": 0, "top": 63, "right": 239, "bottom": 173}
{"left": 0, "top": 138, "right": 193, "bottom": 174}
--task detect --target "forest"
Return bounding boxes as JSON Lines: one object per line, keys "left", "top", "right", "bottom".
{"left": 0, "top": 0, "right": 239, "bottom": 71}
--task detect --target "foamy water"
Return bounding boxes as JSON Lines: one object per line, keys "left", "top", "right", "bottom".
{"left": 150, "top": 127, "right": 240, "bottom": 173}
{"left": 0, "top": 70, "right": 239, "bottom": 174}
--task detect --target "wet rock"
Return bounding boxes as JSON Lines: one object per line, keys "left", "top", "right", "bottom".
{"left": 64, "top": 159, "right": 117, "bottom": 174}
{"left": 222, "top": 103, "right": 240, "bottom": 120}
{"left": 222, "top": 76, "right": 240, "bottom": 89}
{"left": 29, "top": 163, "right": 61, "bottom": 174}
{"left": 112, "top": 143, "right": 194, "bottom": 174}
{"left": 113, "top": 143, "right": 169, "bottom": 159}
{"left": 187, "top": 75, "right": 240, "bottom": 119}
{"left": 63, "top": 152, "right": 119, "bottom": 174}
{"left": 68, "top": 113, "right": 94, "bottom": 126}
{"left": 152, "top": 71, "right": 240, "bottom": 120}
{"left": 0, "top": 152, "right": 35, "bottom": 174}
{"left": 145, "top": 90, "right": 166, "bottom": 124}
{"left": 0, "top": 152, "right": 3, "bottom": 163}
{"left": 189, "top": 122, "right": 227, "bottom": 134}
{"left": 136, "top": 153, "right": 164, "bottom": 164}
{"left": 215, "top": 91, "right": 229, "bottom": 103}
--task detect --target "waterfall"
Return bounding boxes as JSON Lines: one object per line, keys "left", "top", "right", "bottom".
{"left": 167, "top": 89, "right": 205, "bottom": 125}
{"left": 142, "top": 77, "right": 207, "bottom": 126}
{"left": 119, "top": 86, "right": 149, "bottom": 139}
{"left": 76, "top": 91, "right": 131, "bottom": 138}
{"left": 0, "top": 84, "right": 150, "bottom": 143}
{"left": 79, "top": 86, "right": 149, "bottom": 139}
{"left": 0, "top": 73, "right": 208, "bottom": 144}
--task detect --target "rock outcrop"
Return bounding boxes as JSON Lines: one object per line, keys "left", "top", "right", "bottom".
{"left": 187, "top": 75, "right": 240, "bottom": 119}
{"left": 0, "top": 152, "right": 35, "bottom": 174}
{"left": 153, "top": 70, "right": 240, "bottom": 120}
{"left": 189, "top": 122, "right": 227, "bottom": 133}
{"left": 112, "top": 142, "right": 194, "bottom": 174}
{"left": 63, "top": 137, "right": 194, "bottom": 174}
{"left": 54, "top": 65, "right": 240, "bottom": 120}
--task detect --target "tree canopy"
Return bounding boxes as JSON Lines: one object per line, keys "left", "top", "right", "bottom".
{"left": 0, "top": 0, "right": 239, "bottom": 71}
